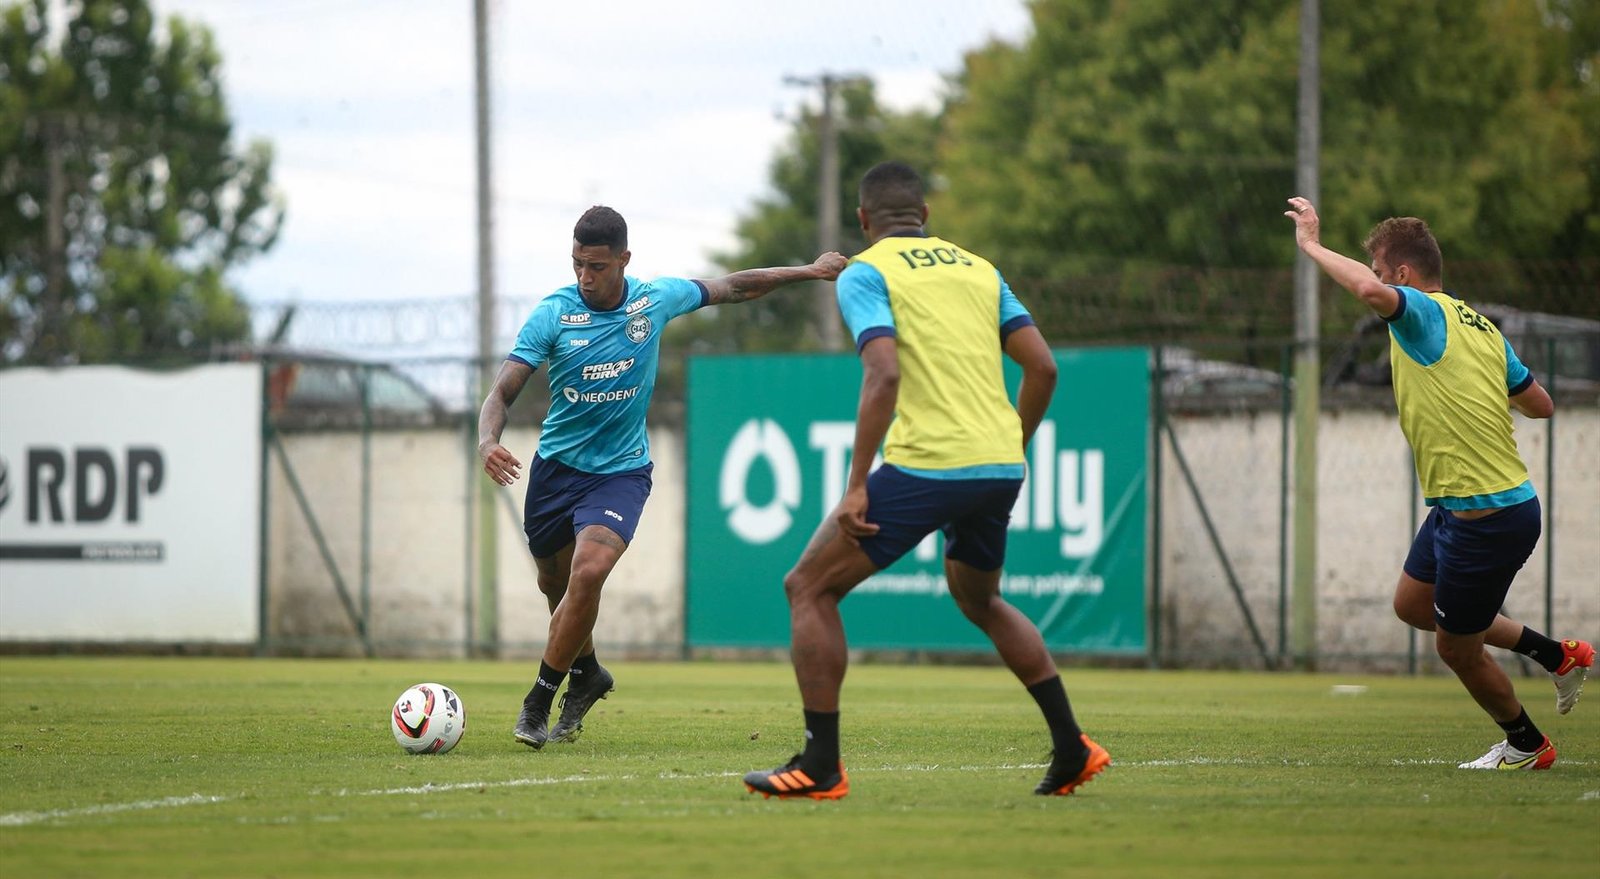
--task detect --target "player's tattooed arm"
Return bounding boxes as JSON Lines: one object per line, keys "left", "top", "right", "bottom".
{"left": 700, "top": 252, "right": 848, "bottom": 305}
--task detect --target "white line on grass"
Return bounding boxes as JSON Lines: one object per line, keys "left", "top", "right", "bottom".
{"left": 9, "top": 755, "right": 1591, "bottom": 826}
{"left": 0, "top": 794, "right": 231, "bottom": 828}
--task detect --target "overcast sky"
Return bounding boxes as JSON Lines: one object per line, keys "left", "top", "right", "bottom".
{"left": 145, "top": 0, "right": 1033, "bottom": 308}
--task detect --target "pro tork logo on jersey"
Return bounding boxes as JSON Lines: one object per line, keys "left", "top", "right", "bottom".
{"left": 625, "top": 315, "right": 652, "bottom": 343}
{"left": 581, "top": 358, "right": 636, "bottom": 381}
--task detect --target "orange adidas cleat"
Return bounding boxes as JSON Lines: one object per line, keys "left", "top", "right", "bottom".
{"left": 743, "top": 755, "right": 849, "bottom": 800}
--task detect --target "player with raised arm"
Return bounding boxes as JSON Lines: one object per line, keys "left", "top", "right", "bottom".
{"left": 480, "top": 206, "right": 846, "bottom": 749}
{"left": 740, "top": 162, "right": 1110, "bottom": 800}
{"left": 1286, "top": 196, "right": 1592, "bottom": 770}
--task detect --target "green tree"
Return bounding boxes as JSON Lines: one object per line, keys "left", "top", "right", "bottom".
{"left": 671, "top": 79, "right": 941, "bottom": 357}
{"left": 0, "top": 0, "right": 282, "bottom": 364}
{"left": 936, "top": 0, "right": 1598, "bottom": 340}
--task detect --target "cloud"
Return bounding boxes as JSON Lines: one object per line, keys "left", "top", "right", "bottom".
{"left": 150, "top": 0, "right": 1032, "bottom": 315}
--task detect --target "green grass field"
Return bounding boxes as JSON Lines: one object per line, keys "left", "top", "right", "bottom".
{"left": 2, "top": 657, "right": 1595, "bottom": 878}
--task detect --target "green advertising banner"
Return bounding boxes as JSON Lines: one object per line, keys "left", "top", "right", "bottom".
{"left": 686, "top": 347, "right": 1148, "bottom": 653}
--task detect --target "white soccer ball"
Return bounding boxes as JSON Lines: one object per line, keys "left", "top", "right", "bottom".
{"left": 390, "top": 682, "right": 467, "bottom": 755}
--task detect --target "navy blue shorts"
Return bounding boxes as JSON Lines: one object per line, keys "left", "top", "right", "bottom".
{"left": 856, "top": 465, "right": 1022, "bottom": 571}
{"left": 1402, "top": 497, "right": 1541, "bottom": 635}
{"left": 522, "top": 454, "right": 653, "bottom": 558}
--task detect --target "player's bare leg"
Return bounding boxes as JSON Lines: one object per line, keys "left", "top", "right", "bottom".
{"left": 1395, "top": 571, "right": 1590, "bottom": 714}
{"left": 785, "top": 518, "right": 876, "bottom": 712}
{"left": 515, "top": 526, "right": 625, "bottom": 749}
{"left": 743, "top": 518, "right": 875, "bottom": 799}
{"left": 946, "top": 558, "right": 1109, "bottom": 795}
{"left": 1439, "top": 626, "right": 1558, "bottom": 770}
{"left": 545, "top": 525, "right": 626, "bottom": 670}
{"left": 534, "top": 543, "right": 595, "bottom": 657}
{"left": 945, "top": 558, "right": 1054, "bottom": 686}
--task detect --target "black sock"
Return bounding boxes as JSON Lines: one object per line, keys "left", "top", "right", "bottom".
{"left": 1511, "top": 627, "right": 1564, "bottom": 673}
{"left": 571, "top": 651, "right": 600, "bottom": 678}
{"left": 1496, "top": 707, "right": 1545, "bottom": 753}
{"left": 800, "top": 709, "right": 840, "bottom": 777}
{"left": 524, "top": 661, "right": 566, "bottom": 712}
{"left": 1027, "top": 676, "right": 1086, "bottom": 758}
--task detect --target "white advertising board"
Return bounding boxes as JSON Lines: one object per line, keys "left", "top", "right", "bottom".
{"left": 0, "top": 363, "right": 262, "bottom": 642}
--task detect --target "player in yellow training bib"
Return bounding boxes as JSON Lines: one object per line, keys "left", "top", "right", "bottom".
{"left": 1286, "top": 196, "right": 1593, "bottom": 772}
{"left": 741, "top": 162, "right": 1109, "bottom": 801}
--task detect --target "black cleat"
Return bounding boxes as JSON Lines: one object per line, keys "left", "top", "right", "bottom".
{"left": 743, "top": 754, "right": 849, "bottom": 800}
{"left": 1034, "top": 734, "right": 1111, "bottom": 795}
{"left": 513, "top": 701, "right": 550, "bottom": 750}
{"left": 548, "top": 665, "right": 615, "bottom": 743}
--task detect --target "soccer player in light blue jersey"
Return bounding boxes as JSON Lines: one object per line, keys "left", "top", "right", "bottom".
{"left": 479, "top": 206, "right": 846, "bottom": 749}
{"left": 1287, "top": 196, "right": 1591, "bottom": 772}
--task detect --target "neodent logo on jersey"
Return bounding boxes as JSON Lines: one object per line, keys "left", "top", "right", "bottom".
{"left": 562, "top": 386, "right": 642, "bottom": 404}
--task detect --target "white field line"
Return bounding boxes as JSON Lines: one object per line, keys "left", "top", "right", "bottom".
{"left": 5, "top": 755, "right": 1593, "bottom": 827}
{"left": 0, "top": 794, "right": 230, "bottom": 828}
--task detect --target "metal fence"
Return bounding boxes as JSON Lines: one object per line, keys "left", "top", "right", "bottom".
{"left": 249, "top": 327, "right": 1600, "bottom": 669}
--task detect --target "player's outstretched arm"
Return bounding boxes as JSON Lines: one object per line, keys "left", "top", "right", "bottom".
{"left": 1284, "top": 196, "right": 1399, "bottom": 317}
{"left": 699, "top": 252, "right": 848, "bottom": 306}
{"left": 478, "top": 359, "right": 534, "bottom": 485}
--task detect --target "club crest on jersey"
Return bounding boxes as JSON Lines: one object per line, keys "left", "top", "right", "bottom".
{"left": 625, "top": 296, "right": 651, "bottom": 315}
{"left": 625, "top": 314, "right": 652, "bottom": 343}
{"left": 560, "top": 312, "right": 592, "bottom": 326}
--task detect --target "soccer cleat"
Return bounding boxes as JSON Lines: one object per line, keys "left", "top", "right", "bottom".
{"left": 1457, "top": 736, "right": 1557, "bottom": 771}
{"left": 1552, "top": 639, "right": 1594, "bottom": 716}
{"left": 743, "top": 754, "right": 849, "bottom": 800}
{"left": 548, "top": 664, "right": 616, "bottom": 743}
{"left": 512, "top": 701, "right": 551, "bottom": 750}
{"left": 1034, "top": 734, "right": 1112, "bottom": 796}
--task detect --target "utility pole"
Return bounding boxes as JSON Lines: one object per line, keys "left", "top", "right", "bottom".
{"left": 785, "top": 73, "right": 864, "bottom": 351}
{"left": 1291, "top": 0, "right": 1321, "bottom": 670}
{"left": 41, "top": 113, "right": 68, "bottom": 363}
{"left": 473, "top": 0, "right": 498, "bottom": 658}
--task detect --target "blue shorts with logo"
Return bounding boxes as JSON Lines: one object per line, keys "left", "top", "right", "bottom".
{"left": 522, "top": 454, "right": 653, "bottom": 558}
{"left": 1402, "top": 497, "right": 1541, "bottom": 635}
{"left": 856, "top": 465, "right": 1022, "bottom": 572}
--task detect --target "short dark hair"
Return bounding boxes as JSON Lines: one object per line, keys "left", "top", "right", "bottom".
{"left": 859, "top": 161, "right": 925, "bottom": 215}
{"left": 1363, "top": 216, "right": 1442, "bottom": 282}
{"left": 574, "top": 206, "right": 628, "bottom": 252}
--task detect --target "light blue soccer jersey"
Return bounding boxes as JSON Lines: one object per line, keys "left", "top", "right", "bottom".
{"left": 509, "top": 276, "right": 707, "bottom": 473}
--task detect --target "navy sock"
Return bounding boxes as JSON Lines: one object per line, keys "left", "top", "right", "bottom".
{"left": 1511, "top": 627, "right": 1563, "bottom": 674}
{"left": 1027, "top": 676, "right": 1086, "bottom": 758}
{"left": 524, "top": 661, "right": 566, "bottom": 712}
{"left": 800, "top": 709, "right": 840, "bottom": 777}
{"left": 1496, "top": 707, "right": 1544, "bottom": 753}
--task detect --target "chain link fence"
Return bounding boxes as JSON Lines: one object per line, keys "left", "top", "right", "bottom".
{"left": 239, "top": 284, "right": 1598, "bottom": 666}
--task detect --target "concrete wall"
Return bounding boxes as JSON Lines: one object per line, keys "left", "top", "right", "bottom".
{"left": 1160, "top": 407, "right": 1599, "bottom": 668}
{"left": 266, "top": 408, "right": 1598, "bottom": 666}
